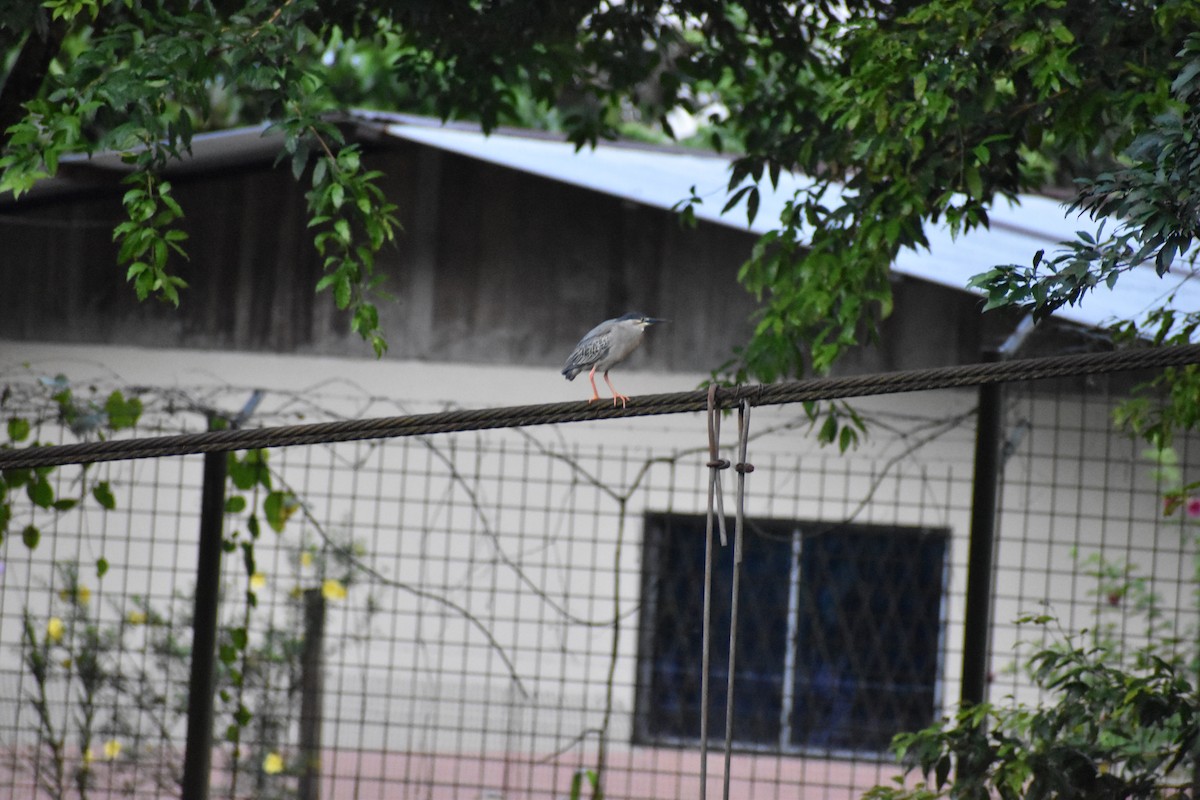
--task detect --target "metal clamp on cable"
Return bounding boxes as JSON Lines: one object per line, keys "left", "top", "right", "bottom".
{"left": 705, "top": 384, "right": 729, "bottom": 548}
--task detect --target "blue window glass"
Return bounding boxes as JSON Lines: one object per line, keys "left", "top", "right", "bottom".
{"left": 635, "top": 513, "right": 947, "bottom": 754}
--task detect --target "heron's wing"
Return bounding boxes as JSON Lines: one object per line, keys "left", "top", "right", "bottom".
{"left": 561, "top": 324, "right": 614, "bottom": 377}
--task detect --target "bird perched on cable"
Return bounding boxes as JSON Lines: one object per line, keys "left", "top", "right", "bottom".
{"left": 562, "top": 313, "right": 666, "bottom": 408}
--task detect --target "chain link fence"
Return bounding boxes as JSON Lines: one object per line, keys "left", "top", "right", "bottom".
{"left": 0, "top": 351, "right": 1197, "bottom": 799}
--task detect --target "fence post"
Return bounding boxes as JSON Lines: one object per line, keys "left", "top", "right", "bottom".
{"left": 299, "top": 588, "right": 326, "bottom": 800}
{"left": 961, "top": 319, "right": 1034, "bottom": 708}
{"left": 181, "top": 450, "right": 228, "bottom": 800}
{"left": 960, "top": 355, "right": 1001, "bottom": 708}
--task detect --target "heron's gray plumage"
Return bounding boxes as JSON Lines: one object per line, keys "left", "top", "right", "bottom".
{"left": 562, "top": 313, "right": 663, "bottom": 379}
{"left": 562, "top": 313, "right": 665, "bottom": 406}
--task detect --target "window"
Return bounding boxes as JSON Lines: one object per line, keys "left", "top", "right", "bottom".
{"left": 635, "top": 513, "right": 948, "bottom": 754}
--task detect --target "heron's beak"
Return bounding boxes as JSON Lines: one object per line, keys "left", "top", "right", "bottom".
{"left": 644, "top": 318, "right": 667, "bottom": 326}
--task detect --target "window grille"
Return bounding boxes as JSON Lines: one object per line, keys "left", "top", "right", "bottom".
{"left": 636, "top": 512, "right": 948, "bottom": 755}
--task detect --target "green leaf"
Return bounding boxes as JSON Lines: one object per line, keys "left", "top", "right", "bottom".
{"left": 935, "top": 754, "right": 951, "bottom": 788}
{"left": 7, "top": 418, "right": 31, "bottom": 442}
{"left": 229, "top": 626, "right": 248, "bottom": 650}
{"left": 314, "top": 273, "right": 340, "bottom": 293}
{"left": 568, "top": 769, "right": 599, "bottom": 800}
{"left": 96, "top": 557, "right": 109, "bottom": 577}
{"left": 240, "top": 544, "right": 256, "bottom": 584}
{"left": 92, "top": 481, "right": 116, "bottom": 510}
{"left": 104, "top": 391, "right": 143, "bottom": 430}
{"left": 964, "top": 164, "right": 983, "bottom": 200}
{"left": 291, "top": 143, "right": 310, "bottom": 180}
{"left": 264, "top": 490, "right": 298, "bottom": 533}
{"left": 334, "top": 273, "right": 352, "bottom": 309}
{"left": 746, "top": 186, "right": 760, "bottom": 225}
{"left": 22, "top": 524, "right": 40, "bottom": 550}
{"left": 227, "top": 452, "right": 263, "bottom": 491}
{"left": 3, "top": 468, "right": 31, "bottom": 488}
{"left": 27, "top": 478, "right": 54, "bottom": 508}
{"left": 721, "top": 184, "right": 753, "bottom": 214}
{"left": 838, "top": 424, "right": 856, "bottom": 452}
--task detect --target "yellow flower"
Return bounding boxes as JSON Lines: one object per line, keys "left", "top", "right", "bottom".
{"left": 60, "top": 658, "right": 72, "bottom": 669}
{"left": 83, "top": 747, "right": 95, "bottom": 765}
{"left": 127, "top": 610, "right": 147, "bottom": 626}
{"left": 263, "top": 752, "right": 284, "bottom": 775}
{"left": 46, "top": 617, "right": 64, "bottom": 643}
{"left": 58, "top": 585, "right": 91, "bottom": 606}
{"left": 103, "top": 739, "right": 121, "bottom": 760}
{"left": 250, "top": 572, "right": 267, "bottom": 591}
{"left": 321, "top": 579, "right": 347, "bottom": 601}
{"left": 300, "top": 552, "right": 314, "bottom": 568}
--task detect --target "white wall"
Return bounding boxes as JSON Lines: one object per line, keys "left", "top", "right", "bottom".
{"left": 0, "top": 342, "right": 1189, "bottom": 799}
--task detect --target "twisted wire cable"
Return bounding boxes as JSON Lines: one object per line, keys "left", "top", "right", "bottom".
{"left": 2, "top": 343, "right": 1197, "bottom": 470}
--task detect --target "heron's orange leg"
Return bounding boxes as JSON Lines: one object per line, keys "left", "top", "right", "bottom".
{"left": 603, "top": 371, "right": 630, "bottom": 408}
{"left": 586, "top": 366, "right": 602, "bottom": 403}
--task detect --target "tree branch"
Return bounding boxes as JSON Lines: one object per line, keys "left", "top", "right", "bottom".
{"left": 0, "top": 17, "right": 69, "bottom": 149}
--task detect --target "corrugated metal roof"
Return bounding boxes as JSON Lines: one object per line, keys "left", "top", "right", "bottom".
{"left": 382, "top": 118, "right": 1199, "bottom": 337}
{"left": 9, "top": 111, "right": 1195, "bottom": 335}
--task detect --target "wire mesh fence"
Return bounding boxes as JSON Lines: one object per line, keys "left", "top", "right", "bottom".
{"left": 0, "top": 353, "right": 1197, "bottom": 799}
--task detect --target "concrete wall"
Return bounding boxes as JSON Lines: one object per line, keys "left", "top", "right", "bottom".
{"left": 0, "top": 343, "right": 1189, "bottom": 799}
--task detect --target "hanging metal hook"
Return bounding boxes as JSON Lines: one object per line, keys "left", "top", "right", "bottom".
{"left": 705, "top": 384, "right": 730, "bottom": 548}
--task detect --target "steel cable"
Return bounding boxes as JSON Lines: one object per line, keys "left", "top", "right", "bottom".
{"left": 2, "top": 343, "right": 1198, "bottom": 470}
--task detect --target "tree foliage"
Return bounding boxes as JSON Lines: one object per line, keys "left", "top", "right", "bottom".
{"left": 720, "top": 0, "right": 1199, "bottom": 379}
{"left": 868, "top": 540, "right": 1200, "bottom": 800}
{"left": 2, "top": 0, "right": 1198, "bottom": 376}
{"left": 970, "top": 35, "right": 1200, "bottom": 325}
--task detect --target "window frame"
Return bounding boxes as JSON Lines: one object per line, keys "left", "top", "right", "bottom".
{"left": 633, "top": 512, "right": 951, "bottom": 759}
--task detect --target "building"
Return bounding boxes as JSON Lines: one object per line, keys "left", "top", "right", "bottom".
{"left": 0, "top": 114, "right": 1193, "bottom": 799}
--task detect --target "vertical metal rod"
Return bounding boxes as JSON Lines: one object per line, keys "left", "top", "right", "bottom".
{"left": 181, "top": 451, "right": 228, "bottom": 800}
{"left": 721, "top": 524, "right": 743, "bottom": 800}
{"left": 700, "top": 387, "right": 726, "bottom": 800}
{"left": 299, "top": 588, "right": 326, "bottom": 800}
{"left": 779, "top": 530, "right": 802, "bottom": 746}
{"left": 700, "top": 512, "right": 716, "bottom": 800}
{"left": 723, "top": 402, "right": 751, "bottom": 800}
{"left": 961, "top": 352, "right": 1003, "bottom": 707}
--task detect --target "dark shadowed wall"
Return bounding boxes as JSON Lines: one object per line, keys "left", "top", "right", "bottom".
{"left": 0, "top": 136, "right": 1004, "bottom": 374}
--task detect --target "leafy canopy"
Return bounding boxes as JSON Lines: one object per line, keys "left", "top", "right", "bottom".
{"left": 2, "top": 0, "right": 1199, "bottom": 379}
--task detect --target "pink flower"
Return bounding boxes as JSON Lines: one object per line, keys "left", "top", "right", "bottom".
{"left": 1188, "top": 498, "right": 1200, "bottom": 518}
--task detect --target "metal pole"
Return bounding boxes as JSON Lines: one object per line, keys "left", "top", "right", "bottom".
{"left": 299, "top": 588, "right": 326, "bottom": 800}
{"left": 721, "top": 519, "right": 743, "bottom": 800}
{"left": 960, "top": 351, "right": 1002, "bottom": 707}
{"left": 723, "top": 402, "right": 752, "bottom": 800}
{"left": 700, "top": 513, "right": 716, "bottom": 800}
{"left": 181, "top": 450, "right": 228, "bottom": 800}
